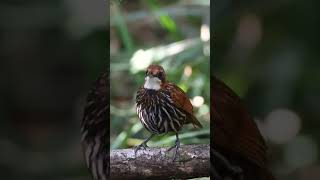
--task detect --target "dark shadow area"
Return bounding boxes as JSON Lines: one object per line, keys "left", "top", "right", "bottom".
{"left": 213, "top": 0, "right": 320, "bottom": 179}
{"left": 0, "top": 1, "right": 107, "bottom": 179}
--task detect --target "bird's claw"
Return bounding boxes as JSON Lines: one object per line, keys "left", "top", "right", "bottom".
{"left": 134, "top": 143, "right": 149, "bottom": 156}
{"left": 167, "top": 141, "right": 180, "bottom": 162}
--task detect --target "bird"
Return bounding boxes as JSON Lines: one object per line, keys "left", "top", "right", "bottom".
{"left": 81, "top": 72, "right": 109, "bottom": 180}
{"left": 135, "top": 64, "right": 202, "bottom": 160}
{"left": 212, "top": 75, "right": 276, "bottom": 180}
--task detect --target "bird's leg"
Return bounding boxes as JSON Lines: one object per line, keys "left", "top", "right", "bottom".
{"left": 134, "top": 134, "right": 154, "bottom": 155}
{"left": 167, "top": 133, "right": 180, "bottom": 161}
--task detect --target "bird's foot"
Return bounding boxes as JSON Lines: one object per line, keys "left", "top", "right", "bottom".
{"left": 167, "top": 140, "right": 180, "bottom": 162}
{"left": 134, "top": 142, "right": 149, "bottom": 156}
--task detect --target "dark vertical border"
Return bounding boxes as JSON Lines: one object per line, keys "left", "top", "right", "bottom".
{"left": 107, "top": 1, "right": 111, "bottom": 179}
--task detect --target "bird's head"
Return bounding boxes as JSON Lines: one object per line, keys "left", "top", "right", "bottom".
{"left": 144, "top": 64, "right": 166, "bottom": 90}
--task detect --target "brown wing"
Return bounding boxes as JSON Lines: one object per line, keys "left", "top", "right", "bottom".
{"left": 163, "top": 83, "right": 202, "bottom": 128}
{"left": 212, "top": 76, "right": 267, "bottom": 168}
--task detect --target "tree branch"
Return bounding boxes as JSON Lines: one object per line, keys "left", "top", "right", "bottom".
{"left": 110, "top": 144, "right": 210, "bottom": 179}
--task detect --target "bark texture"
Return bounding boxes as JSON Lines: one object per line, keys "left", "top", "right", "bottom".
{"left": 110, "top": 144, "right": 210, "bottom": 179}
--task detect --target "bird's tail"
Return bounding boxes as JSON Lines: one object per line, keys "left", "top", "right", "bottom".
{"left": 189, "top": 114, "right": 203, "bottom": 128}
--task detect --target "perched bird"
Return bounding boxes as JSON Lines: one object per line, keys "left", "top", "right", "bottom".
{"left": 81, "top": 72, "right": 109, "bottom": 180}
{"left": 212, "top": 76, "right": 275, "bottom": 180}
{"left": 135, "top": 64, "right": 202, "bottom": 160}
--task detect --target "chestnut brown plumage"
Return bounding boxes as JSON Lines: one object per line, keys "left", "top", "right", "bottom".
{"left": 135, "top": 64, "right": 202, "bottom": 160}
{"left": 212, "top": 76, "right": 276, "bottom": 180}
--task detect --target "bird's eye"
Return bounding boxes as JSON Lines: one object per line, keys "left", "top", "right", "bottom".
{"left": 157, "top": 72, "right": 164, "bottom": 80}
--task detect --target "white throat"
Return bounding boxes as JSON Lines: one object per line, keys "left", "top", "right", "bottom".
{"left": 144, "top": 76, "right": 161, "bottom": 90}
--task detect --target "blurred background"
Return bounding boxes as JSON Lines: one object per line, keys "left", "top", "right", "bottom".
{"left": 110, "top": 0, "right": 210, "bottom": 157}
{"left": 4, "top": 0, "right": 320, "bottom": 179}
{"left": 214, "top": 1, "right": 320, "bottom": 180}
{"left": 0, "top": 0, "right": 107, "bottom": 179}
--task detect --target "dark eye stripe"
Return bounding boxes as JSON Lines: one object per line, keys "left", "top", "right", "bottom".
{"left": 156, "top": 72, "right": 163, "bottom": 79}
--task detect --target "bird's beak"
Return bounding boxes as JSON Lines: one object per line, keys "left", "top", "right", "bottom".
{"left": 145, "top": 74, "right": 153, "bottom": 81}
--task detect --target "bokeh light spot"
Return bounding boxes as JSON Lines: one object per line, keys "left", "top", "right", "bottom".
{"left": 130, "top": 49, "right": 152, "bottom": 73}
{"left": 265, "top": 109, "right": 301, "bottom": 144}
{"left": 192, "top": 96, "right": 204, "bottom": 107}
{"left": 236, "top": 13, "right": 262, "bottom": 49}
{"left": 201, "top": 24, "right": 210, "bottom": 41}
{"left": 184, "top": 65, "right": 192, "bottom": 77}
